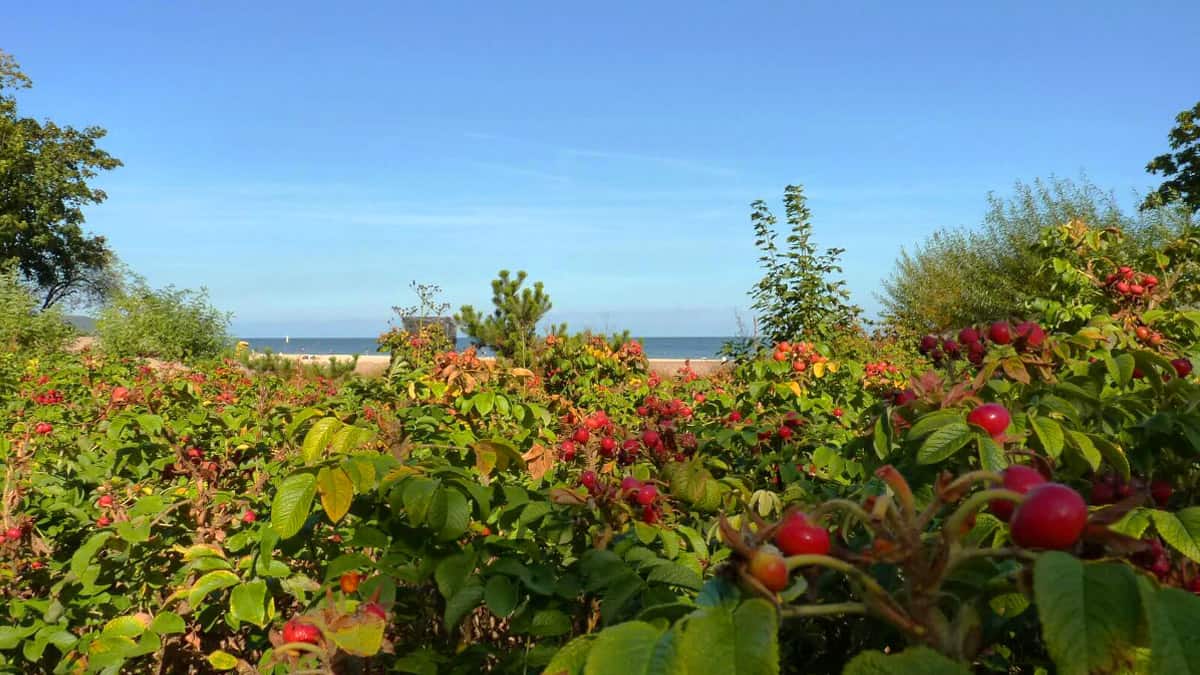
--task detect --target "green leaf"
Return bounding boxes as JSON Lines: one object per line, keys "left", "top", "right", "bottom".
{"left": 70, "top": 532, "right": 112, "bottom": 579}
{"left": 474, "top": 391, "right": 495, "bottom": 416}
{"left": 331, "top": 424, "right": 374, "bottom": 454}
{"left": 229, "top": 580, "right": 269, "bottom": 628}
{"left": 1152, "top": 508, "right": 1200, "bottom": 563}
{"left": 582, "top": 621, "right": 667, "bottom": 675}
{"left": 207, "top": 650, "right": 239, "bottom": 670}
{"left": 444, "top": 582, "right": 484, "bottom": 631}
{"left": 843, "top": 646, "right": 971, "bottom": 675}
{"left": 872, "top": 413, "right": 892, "bottom": 459}
{"left": 187, "top": 570, "right": 241, "bottom": 607}
{"left": 329, "top": 613, "right": 386, "bottom": 656}
{"left": 1065, "top": 430, "right": 1101, "bottom": 471}
{"left": 317, "top": 466, "right": 355, "bottom": 524}
{"left": 1033, "top": 552, "right": 1141, "bottom": 675}
{"left": 732, "top": 600, "right": 779, "bottom": 675}
{"left": 402, "top": 477, "right": 440, "bottom": 526}
{"left": 1140, "top": 579, "right": 1200, "bottom": 675}
{"left": 270, "top": 472, "right": 317, "bottom": 539}
{"left": 1088, "top": 434, "right": 1130, "bottom": 483}
{"left": 435, "top": 551, "right": 477, "bottom": 600}
{"left": 531, "top": 609, "right": 573, "bottom": 637}
{"left": 976, "top": 436, "right": 1007, "bottom": 472}
{"left": 100, "top": 616, "right": 149, "bottom": 639}
{"left": 484, "top": 575, "right": 519, "bottom": 617}
{"left": 905, "top": 409, "right": 964, "bottom": 440}
{"left": 149, "top": 612, "right": 186, "bottom": 635}
{"left": 434, "top": 488, "right": 471, "bottom": 541}
{"left": 916, "top": 421, "right": 973, "bottom": 464}
{"left": 1029, "top": 415, "right": 1065, "bottom": 458}
{"left": 301, "top": 417, "right": 342, "bottom": 465}
{"left": 115, "top": 517, "right": 152, "bottom": 544}
{"left": 544, "top": 635, "right": 595, "bottom": 675}
{"left": 646, "top": 563, "right": 703, "bottom": 591}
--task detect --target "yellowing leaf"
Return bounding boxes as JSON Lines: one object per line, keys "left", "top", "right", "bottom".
{"left": 317, "top": 466, "right": 355, "bottom": 523}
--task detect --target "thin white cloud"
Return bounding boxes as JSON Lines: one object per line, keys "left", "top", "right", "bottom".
{"left": 464, "top": 130, "right": 738, "bottom": 178}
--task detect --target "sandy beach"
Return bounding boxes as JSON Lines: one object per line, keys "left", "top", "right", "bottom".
{"left": 277, "top": 353, "right": 731, "bottom": 378}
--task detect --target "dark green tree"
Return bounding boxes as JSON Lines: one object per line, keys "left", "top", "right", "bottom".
{"left": 456, "top": 270, "right": 552, "bottom": 363}
{"left": 0, "top": 50, "right": 122, "bottom": 308}
{"left": 732, "top": 185, "right": 859, "bottom": 354}
{"left": 1143, "top": 101, "right": 1200, "bottom": 215}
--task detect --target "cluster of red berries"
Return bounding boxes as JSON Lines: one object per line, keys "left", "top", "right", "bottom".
{"left": 921, "top": 321, "right": 1046, "bottom": 366}
{"left": 637, "top": 395, "right": 693, "bottom": 420}
{"left": 1089, "top": 474, "right": 1172, "bottom": 508}
{"left": 1133, "top": 324, "right": 1166, "bottom": 348}
{"left": 771, "top": 341, "right": 828, "bottom": 374}
{"left": 578, "top": 471, "right": 663, "bottom": 523}
{"left": 1104, "top": 266, "right": 1158, "bottom": 299}
{"left": 755, "top": 412, "right": 805, "bottom": 444}
{"left": 33, "top": 390, "right": 64, "bottom": 405}
{"left": 34, "top": 422, "right": 53, "bottom": 435}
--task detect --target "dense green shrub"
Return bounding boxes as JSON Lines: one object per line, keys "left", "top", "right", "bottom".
{"left": 95, "top": 280, "right": 230, "bottom": 361}
{"left": 0, "top": 266, "right": 74, "bottom": 354}
{"left": 881, "top": 176, "right": 1193, "bottom": 336}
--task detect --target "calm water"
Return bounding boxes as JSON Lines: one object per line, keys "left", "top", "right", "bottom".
{"left": 238, "top": 337, "right": 733, "bottom": 360}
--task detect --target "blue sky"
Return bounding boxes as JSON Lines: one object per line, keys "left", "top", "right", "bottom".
{"left": 6, "top": 1, "right": 1199, "bottom": 336}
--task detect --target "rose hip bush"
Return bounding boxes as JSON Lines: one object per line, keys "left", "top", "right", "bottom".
{"left": 4, "top": 224, "right": 1200, "bottom": 674}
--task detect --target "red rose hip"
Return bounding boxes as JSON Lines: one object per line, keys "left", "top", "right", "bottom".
{"left": 989, "top": 465, "right": 1046, "bottom": 522}
{"left": 988, "top": 321, "right": 1012, "bottom": 345}
{"left": 1009, "top": 483, "right": 1088, "bottom": 550}
{"left": 774, "top": 512, "right": 831, "bottom": 556}
{"left": 967, "top": 403, "right": 1011, "bottom": 437}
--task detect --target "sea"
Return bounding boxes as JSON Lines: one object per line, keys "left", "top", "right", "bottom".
{"left": 237, "top": 337, "right": 735, "bottom": 360}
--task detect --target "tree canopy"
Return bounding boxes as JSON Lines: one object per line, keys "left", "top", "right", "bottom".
{"left": 0, "top": 50, "right": 122, "bottom": 308}
{"left": 1143, "top": 100, "right": 1200, "bottom": 215}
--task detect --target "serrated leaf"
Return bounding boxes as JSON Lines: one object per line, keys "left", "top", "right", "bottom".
{"left": 916, "top": 421, "right": 973, "bottom": 464}
{"left": 402, "top": 477, "right": 440, "bottom": 526}
{"left": 1065, "top": 430, "right": 1101, "bottom": 471}
{"left": 329, "top": 614, "right": 386, "bottom": 656}
{"left": 435, "top": 488, "right": 471, "bottom": 541}
{"left": 1140, "top": 579, "right": 1200, "bottom": 675}
{"left": 331, "top": 424, "right": 374, "bottom": 454}
{"left": 474, "top": 391, "right": 495, "bottom": 415}
{"left": 905, "top": 409, "right": 963, "bottom": 440}
{"left": 1033, "top": 552, "right": 1141, "bottom": 675}
{"left": 581, "top": 621, "right": 667, "bottom": 675}
{"left": 100, "top": 615, "right": 149, "bottom": 639}
{"left": 444, "top": 582, "right": 483, "bottom": 631}
{"left": 270, "top": 472, "right": 317, "bottom": 539}
{"left": 301, "top": 417, "right": 342, "bottom": 465}
{"left": 1152, "top": 508, "right": 1200, "bottom": 563}
{"left": 317, "top": 466, "right": 354, "bottom": 523}
{"left": 229, "top": 580, "right": 268, "bottom": 628}
{"left": 647, "top": 563, "right": 703, "bottom": 591}
{"left": 1029, "top": 415, "right": 1065, "bottom": 458}
{"left": 187, "top": 570, "right": 240, "bottom": 607}
{"left": 976, "top": 435, "right": 1007, "bottom": 472}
